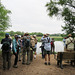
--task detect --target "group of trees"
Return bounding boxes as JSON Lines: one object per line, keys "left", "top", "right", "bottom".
{"left": 0, "top": 0, "right": 75, "bottom": 37}
{"left": 0, "top": 1, "right": 11, "bottom": 31}
{"left": 0, "top": 31, "right": 43, "bottom": 37}
{"left": 0, "top": 31, "right": 64, "bottom": 37}
{"left": 46, "top": 0, "right": 75, "bottom": 37}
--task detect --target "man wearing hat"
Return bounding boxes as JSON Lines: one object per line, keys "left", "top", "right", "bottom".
{"left": 1, "top": 33, "right": 12, "bottom": 70}
{"left": 22, "top": 32, "right": 31, "bottom": 65}
{"left": 65, "top": 34, "right": 74, "bottom": 51}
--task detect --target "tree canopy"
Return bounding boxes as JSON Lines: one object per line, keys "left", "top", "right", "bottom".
{"left": 0, "top": 1, "right": 11, "bottom": 31}
{"left": 46, "top": 0, "right": 75, "bottom": 37}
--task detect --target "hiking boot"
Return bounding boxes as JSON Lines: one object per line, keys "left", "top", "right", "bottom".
{"left": 26, "top": 63, "right": 31, "bottom": 65}
{"left": 13, "top": 65, "right": 18, "bottom": 68}
{"left": 48, "top": 62, "right": 51, "bottom": 65}
{"left": 44, "top": 62, "right": 47, "bottom": 65}
{"left": 19, "top": 60, "right": 21, "bottom": 61}
{"left": 22, "top": 62, "right": 26, "bottom": 65}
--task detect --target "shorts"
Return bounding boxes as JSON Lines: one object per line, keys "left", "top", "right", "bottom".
{"left": 44, "top": 50, "right": 51, "bottom": 55}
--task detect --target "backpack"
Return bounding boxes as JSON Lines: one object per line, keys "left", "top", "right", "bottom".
{"left": 30, "top": 39, "right": 35, "bottom": 47}
{"left": 26, "top": 37, "right": 30, "bottom": 47}
{"left": 44, "top": 37, "right": 51, "bottom": 51}
{"left": 2, "top": 39, "right": 10, "bottom": 52}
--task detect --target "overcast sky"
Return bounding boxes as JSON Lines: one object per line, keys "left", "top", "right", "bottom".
{"left": 1, "top": 0, "right": 65, "bottom": 34}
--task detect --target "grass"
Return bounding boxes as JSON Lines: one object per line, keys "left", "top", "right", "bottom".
{"left": 37, "top": 36, "right": 63, "bottom": 42}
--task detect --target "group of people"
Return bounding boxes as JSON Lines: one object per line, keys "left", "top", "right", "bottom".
{"left": 1, "top": 32, "right": 75, "bottom": 70}
{"left": 40, "top": 34, "right": 55, "bottom": 65}
{"left": 1, "top": 33, "right": 37, "bottom": 70}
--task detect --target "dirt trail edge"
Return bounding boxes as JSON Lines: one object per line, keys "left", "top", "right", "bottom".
{"left": 0, "top": 54, "right": 75, "bottom": 75}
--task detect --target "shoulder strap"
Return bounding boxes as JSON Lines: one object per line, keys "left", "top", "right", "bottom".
{"left": 47, "top": 37, "right": 50, "bottom": 43}
{"left": 67, "top": 38, "right": 74, "bottom": 45}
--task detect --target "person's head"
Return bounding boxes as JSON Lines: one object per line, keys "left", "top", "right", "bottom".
{"left": 21, "top": 35, "right": 23, "bottom": 37}
{"left": 30, "top": 35, "right": 34, "bottom": 39}
{"left": 43, "top": 34, "right": 46, "bottom": 37}
{"left": 14, "top": 34, "right": 18, "bottom": 40}
{"left": 18, "top": 35, "right": 21, "bottom": 38}
{"left": 52, "top": 38, "right": 54, "bottom": 40}
{"left": 33, "top": 35, "right": 36, "bottom": 38}
{"left": 68, "top": 34, "right": 72, "bottom": 37}
{"left": 5, "top": 33, "right": 9, "bottom": 38}
{"left": 46, "top": 33, "right": 49, "bottom": 37}
{"left": 24, "top": 32, "right": 29, "bottom": 36}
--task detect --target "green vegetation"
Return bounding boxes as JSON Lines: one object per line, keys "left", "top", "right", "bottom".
{"left": 46, "top": 0, "right": 75, "bottom": 37}
{"left": 0, "top": 31, "right": 64, "bottom": 42}
{"left": 37, "top": 36, "right": 63, "bottom": 42}
{"left": 0, "top": 2, "right": 11, "bottom": 31}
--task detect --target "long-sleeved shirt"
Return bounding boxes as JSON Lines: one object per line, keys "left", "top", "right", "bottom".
{"left": 12, "top": 39, "right": 20, "bottom": 53}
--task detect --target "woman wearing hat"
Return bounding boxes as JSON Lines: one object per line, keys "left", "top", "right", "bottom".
{"left": 12, "top": 34, "right": 20, "bottom": 68}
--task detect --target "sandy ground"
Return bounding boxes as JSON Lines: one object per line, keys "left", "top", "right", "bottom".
{"left": 0, "top": 54, "right": 75, "bottom": 75}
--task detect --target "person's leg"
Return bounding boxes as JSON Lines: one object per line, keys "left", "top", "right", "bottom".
{"left": 7, "top": 52, "right": 11, "bottom": 69}
{"left": 30, "top": 50, "right": 33, "bottom": 61}
{"left": 45, "top": 54, "right": 47, "bottom": 65}
{"left": 44, "top": 50, "right": 47, "bottom": 65}
{"left": 14, "top": 53, "right": 17, "bottom": 65}
{"left": 22, "top": 49, "right": 26, "bottom": 64}
{"left": 42, "top": 46, "right": 45, "bottom": 58}
{"left": 34, "top": 48, "right": 36, "bottom": 59}
{"left": 48, "top": 54, "right": 50, "bottom": 65}
{"left": 53, "top": 45, "right": 55, "bottom": 54}
{"left": 51, "top": 45, "right": 52, "bottom": 54}
{"left": 41, "top": 47, "right": 43, "bottom": 58}
{"left": 3, "top": 52, "right": 7, "bottom": 70}
{"left": 27, "top": 49, "right": 30, "bottom": 65}
{"left": 19, "top": 51, "right": 21, "bottom": 61}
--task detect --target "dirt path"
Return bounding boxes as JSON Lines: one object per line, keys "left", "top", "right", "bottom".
{"left": 0, "top": 54, "right": 75, "bottom": 75}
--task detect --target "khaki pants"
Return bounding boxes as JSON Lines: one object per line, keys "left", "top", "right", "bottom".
{"left": 22, "top": 47, "right": 30, "bottom": 64}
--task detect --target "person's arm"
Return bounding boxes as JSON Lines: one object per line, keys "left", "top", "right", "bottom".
{"left": 1, "top": 39, "right": 4, "bottom": 44}
{"left": 65, "top": 39, "right": 67, "bottom": 49}
{"left": 12, "top": 40, "right": 17, "bottom": 53}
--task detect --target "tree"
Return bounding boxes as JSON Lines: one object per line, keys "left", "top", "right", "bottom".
{"left": 0, "top": 1, "right": 11, "bottom": 31}
{"left": 46, "top": 0, "right": 75, "bottom": 37}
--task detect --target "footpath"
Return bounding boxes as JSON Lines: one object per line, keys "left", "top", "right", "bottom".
{"left": 0, "top": 54, "right": 75, "bottom": 75}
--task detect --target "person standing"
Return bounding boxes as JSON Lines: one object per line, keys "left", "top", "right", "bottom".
{"left": 51, "top": 38, "right": 55, "bottom": 54}
{"left": 30, "top": 35, "right": 35, "bottom": 62}
{"left": 65, "top": 34, "right": 74, "bottom": 52}
{"left": 18, "top": 35, "right": 22, "bottom": 61}
{"left": 1, "top": 33, "right": 12, "bottom": 70}
{"left": 22, "top": 33, "right": 31, "bottom": 65}
{"left": 40, "top": 34, "right": 46, "bottom": 59}
{"left": 33, "top": 35, "right": 38, "bottom": 59}
{"left": 12, "top": 34, "right": 20, "bottom": 68}
{"left": 44, "top": 34, "right": 51, "bottom": 65}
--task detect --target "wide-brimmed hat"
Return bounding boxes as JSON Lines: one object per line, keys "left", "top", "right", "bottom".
{"left": 68, "top": 34, "right": 72, "bottom": 37}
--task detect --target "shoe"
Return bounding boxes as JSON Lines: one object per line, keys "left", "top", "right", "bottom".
{"left": 44, "top": 62, "right": 47, "bottom": 65}
{"left": 48, "top": 62, "right": 51, "bottom": 65}
{"left": 13, "top": 65, "right": 18, "bottom": 68}
{"left": 34, "top": 55, "right": 36, "bottom": 59}
{"left": 26, "top": 63, "right": 31, "bottom": 65}
{"left": 22, "top": 62, "right": 26, "bottom": 65}
{"left": 19, "top": 60, "right": 21, "bottom": 61}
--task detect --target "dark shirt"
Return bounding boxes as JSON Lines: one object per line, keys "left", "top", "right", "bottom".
{"left": 1, "top": 38, "right": 12, "bottom": 52}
